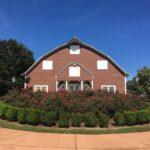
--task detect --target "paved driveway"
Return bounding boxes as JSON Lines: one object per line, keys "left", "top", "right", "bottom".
{"left": 0, "top": 128, "right": 150, "bottom": 150}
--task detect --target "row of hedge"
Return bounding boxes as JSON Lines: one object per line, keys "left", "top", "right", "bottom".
{"left": 0, "top": 102, "right": 109, "bottom": 128}
{"left": 1, "top": 89, "right": 149, "bottom": 118}
{"left": 114, "top": 109, "right": 150, "bottom": 126}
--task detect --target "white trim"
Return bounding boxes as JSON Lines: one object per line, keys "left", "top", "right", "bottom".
{"left": 34, "top": 85, "right": 48, "bottom": 92}
{"left": 55, "top": 62, "right": 94, "bottom": 79}
{"left": 24, "top": 75, "right": 27, "bottom": 89}
{"left": 56, "top": 81, "right": 58, "bottom": 92}
{"left": 101, "top": 85, "right": 116, "bottom": 93}
{"left": 81, "top": 80, "right": 83, "bottom": 90}
{"left": 65, "top": 81, "right": 68, "bottom": 90}
{"left": 22, "top": 43, "right": 66, "bottom": 75}
{"left": 22, "top": 38, "right": 128, "bottom": 76}
{"left": 82, "top": 41, "right": 129, "bottom": 75}
{"left": 91, "top": 80, "right": 94, "bottom": 90}
{"left": 124, "top": 77, "right": 127, "bottom": 94}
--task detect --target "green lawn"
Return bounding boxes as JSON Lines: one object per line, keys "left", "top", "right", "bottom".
{"left": 0, "top": 119, "right": 150, "bottom": 135}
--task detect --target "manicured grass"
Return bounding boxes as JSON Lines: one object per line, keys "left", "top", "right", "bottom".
{"left": 0, "top": 119, "right": 150, "bottom": 134}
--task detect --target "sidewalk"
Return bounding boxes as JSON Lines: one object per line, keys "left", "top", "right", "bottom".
{"left": 0, "top": 128, "right": 150, "bottom": 150}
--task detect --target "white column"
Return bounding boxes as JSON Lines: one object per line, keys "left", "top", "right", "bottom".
{"left": 81, "top": 80, "right": 83, "bottom": 90}
{"left": 24, "top": 75, "right": 27, "bottom": 89}
{"left": 56, "top": 81, "right": 58, "bottom": 92}
{"left": 91, "top": 80, "right": 93, "bottom": 90}
{"left": 66, "top": 81, "right": 68, "bottom": 91}
{"left": 124, "top": 77, "right": 127, "bottom": 94}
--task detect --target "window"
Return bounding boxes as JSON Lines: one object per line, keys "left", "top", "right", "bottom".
{"left": 69, "top": 66, "right": 80, "bottom": 77}
{"left": 34, "top": 85, "right": 48, "bottom": 92}
{"left": 101, "top": 85, "right": 116, "bottom": 93}
{"left": 70, "top": 45, "right": 80, "bottom": 54}
{"left": 97, "top": 60, "right": 108, "bottom": 69}
{"left": 42, "top": 61, "right": 53, "bottom": 70}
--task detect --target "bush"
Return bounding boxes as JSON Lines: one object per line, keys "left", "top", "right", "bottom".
{"left": 71, "top": 112, "right": 82, "bottom": 127}
{"left": 40, "top": 111, "right": 57, "bottom": 126}
{"left": 1, "top": 89, "right": 149, "bottom": 118}
{"left": 124, "top": 111, "right": 137, "bottom": 126}
{"left": 17, "top": 108, "right": 28, "bottom": 124}
{"left": 58, "top": 112, "right": 70, "bottom": 128}
{"left": 26, "top": 109, "right": 41, "bottom": 125}
{"left": 5, "top": 106, "right": 18, "bottom": 121}
{"left": 114, "top": 112, "right": 125, "bottom": 126}
{"left": 98, "top": 113, "right": 109, "bottom": 127}
{"left": 83, "top": 113, "right": 97, "bottom": 127}
{"left": 0, "top": 103, "right": 9, "bottom": 119}
{"left": 136, "top": 110, "right": 149, "bottom": 124}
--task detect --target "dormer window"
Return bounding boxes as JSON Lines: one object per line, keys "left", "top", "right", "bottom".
{"left": 70, "top": 45, "right": 80, "bottom": 54}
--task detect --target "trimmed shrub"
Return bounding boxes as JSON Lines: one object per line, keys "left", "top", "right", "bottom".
{"left": 0, "top": 103, "right": 9, "bottom": 119}
{"left": 5, "top": 106, "right": 18, "bottom": 121}
{"left": 114, "top": 112, "right": 125, "bottom": 126}
{"left": 71, "top": 112, "right": 82, "bottom": 127}
{"left": 136, "top": 110, "right": 149, "bottom": 124}
{"left": 83, "top": 113, "right": 97, "bottom": 127}
{"left": 40, "top": 111, "right": 57, "bottom": 126}
{"left": 17, "top": 108, "right": 28, "bottom": 124}
{"left": 98, "top": 113, "right": 109, "bottom": 127}
{"left": 124, "top": 111, "right": 137, "bottom": 126}
{"left": 58, "top": 112, "right": 70, "bottom": 128}
{"left": 26, "top": 109, "right": 41, "bottom": 125}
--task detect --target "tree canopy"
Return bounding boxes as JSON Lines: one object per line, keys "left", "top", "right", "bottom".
{"left": 0, "top": 39, "right": 34, "bottom": 95}
{"left": 127, "top": 67, "right": 150, "bottom": 98}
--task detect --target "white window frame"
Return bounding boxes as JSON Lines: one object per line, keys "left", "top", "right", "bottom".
{"left": 34, "top": 85, "right": 48, "bottom": 92}
{"left": 101, "top": 85, "right": 116, "bottom": 93}
{"left": 69, "top": 66, "right": 80, "bottom": 77}
{"left": 97, "top": 60, "right": 108, "bottom": 70}
{"left": 70, "top": 45, "right": 80, "bottom": 54}
{"left": 42, "top": 60, "right": 53, "bottom": 70}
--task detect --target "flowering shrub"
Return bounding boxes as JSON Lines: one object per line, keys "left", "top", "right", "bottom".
{"left": 0, "top": 89, "right": 149, "bottom": 117}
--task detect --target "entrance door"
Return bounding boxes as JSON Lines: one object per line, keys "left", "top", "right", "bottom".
{"left": 68, "top": 81, "right": 81, "bottom": 91}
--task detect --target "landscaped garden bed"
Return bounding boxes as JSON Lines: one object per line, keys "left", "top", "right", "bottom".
{"left": 0, "top": 89, "right": 149, "bottom": 129}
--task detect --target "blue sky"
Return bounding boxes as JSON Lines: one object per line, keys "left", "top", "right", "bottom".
{"left": 0, "top": 0, "right": 150, "bottom": 80}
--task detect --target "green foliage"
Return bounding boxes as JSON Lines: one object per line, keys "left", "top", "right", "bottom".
{"left": 1, "top": 89, "right": 149, "bottom": 117}
{"left": 26, "top": 109, "right": 41, "bottom": 125}
{"left": 17, "top": 108, "right": 28, "bottom": 124}
{"left": 44, "top": 97, "right": 52, "bottom": 111}
{"left": 71, "top": 112, "right": 82, "bottom": 127}
{"left": 124, "top": 111, "right": 137, "bottom": 126}
{"left": 0, "top": 103, "right": 9, "bottom": 119}
{"left": 83, "top": 113, "right": 97, "bottom": 127}
{"left": 114, "top": 112, "right": 125, "bottom": 126}
{"left": 40, "top": 111, "right": 57, "bottom": 126}
{"left": 136, "top": 110, "right": 150, "bottom": 124}
{"left": 5, "top": 106, "right": 18, "bottom": 121}
{"left": 58, "top": 112, "right": 70, "bottom": 128}
{"left": 127, "top": 67, "right": 150, "bottom": 98}
{"left": 98, "top": 113, "right": 109, "bottom": 127}
{"left": 0, "top": 39, "right": 34, "bottom": 95}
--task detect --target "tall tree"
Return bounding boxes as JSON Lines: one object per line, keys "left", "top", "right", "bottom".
{"left": 0, "top": 39, "right": 34, "bottom": 95}
{"left": 127, "top": 67, "right": 150, "bottom": 98}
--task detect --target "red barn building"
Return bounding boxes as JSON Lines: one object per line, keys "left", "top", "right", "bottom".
{"left": 22, "top": 37, "right": 128, "bottom": 94}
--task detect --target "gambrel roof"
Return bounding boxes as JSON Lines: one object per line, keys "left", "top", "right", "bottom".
{"left": 22, "top": 36, "right": 129, "bottom": 76}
